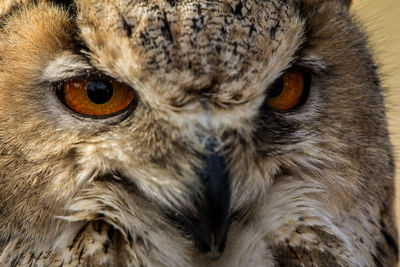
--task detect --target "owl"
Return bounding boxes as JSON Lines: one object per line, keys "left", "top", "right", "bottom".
{"left": 0, "top": 0, "right": 397, "bottom": 266}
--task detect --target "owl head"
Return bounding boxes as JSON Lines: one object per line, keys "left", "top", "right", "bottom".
{"left": 0, "top": 0, "right": 395, "bottom": 263}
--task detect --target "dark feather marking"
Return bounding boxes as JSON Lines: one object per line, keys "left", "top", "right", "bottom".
{"left": 372, "top": 253, "right": 383, "bottom": 267}
{"left": 71, "top": 38, "right": 92, "bottom": 58}
{"left": 127, "top": 232, "right": 133, "bottom": 244}
{"left": 104, "top": 239, "right": 110, "bottom": 254}
{"left": 381, "top": 228, "right": 399, "bottom": 260}
{"left": 78, "top": 247, "right": 85, "bottom": 264}
{"left": 162, "top": 11, "right": 173, "bottom": 42}
{"left": 69, "top": 223, "right": 89, "bottom": 250}
{"left": 375, "top": 241, "right": 388, "bottom": 266}
{"left": 107, "top": 225, "right": 115, "bottom": 240}
{"left": 10, "top": 255, "right": 21, "bottom": 267}
{"left": 48, "top": 0, "right": 74, "bottom": 9}
{"left": 28, "top": 253, "right": 35, "bottom": 263}
{"left": 165, "top": 0, "right": 178, "bottom": 6}
{"left": 95, "top": 220, "right": 103, "bottom": 234}
{"left": 31, "top": 251, "right": 42, "bottom": 262}
{"left": 232, "top": 1, "right": 244, "bottom": 18}
{"left": 122, "top": 16, "right": 133, "bottom": 38}
{"left": 47, "top": 0, "right": 77, "bottom": 18}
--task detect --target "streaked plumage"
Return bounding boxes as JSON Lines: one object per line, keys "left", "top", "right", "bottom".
{"left": 0, "top": 0, "right": 397, "bottom": 266}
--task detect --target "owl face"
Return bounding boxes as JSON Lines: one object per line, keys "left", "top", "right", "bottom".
{"left": 0, "top": 0, "right": 395, "bottom": 263}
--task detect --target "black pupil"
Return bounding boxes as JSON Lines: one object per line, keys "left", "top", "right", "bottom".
{"left": 87, "top": 80, "right": 114, "bottom": 104}
{"left": 267, "top": 76, "right": 284, "bottom": 98}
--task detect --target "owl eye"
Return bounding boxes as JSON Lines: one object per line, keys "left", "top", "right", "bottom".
{"left": 266, "top": 69, "right": 309, "bottom": 110}
{"left": 60, "top": 78, "right": 135, "bottom": 117}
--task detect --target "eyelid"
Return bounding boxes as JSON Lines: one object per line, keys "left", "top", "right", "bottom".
{"left": 42, "top": 53, "right": 94, "bottom": 83}
{"left": 293, "top": 55, "right": 327, "bottom": 74}
{"left": 52, "top": 71, "right": 109, "bottom": 95}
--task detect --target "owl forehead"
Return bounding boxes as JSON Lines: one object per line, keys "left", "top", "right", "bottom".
{"left": 77, "top": 0, "right": 304, "bottom": 107}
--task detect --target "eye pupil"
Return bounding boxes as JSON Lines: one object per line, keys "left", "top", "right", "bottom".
{"left": 267, "top": 77, "right": 284, "bottom": 98}
{"left": 87, "top": 80, "right": 114, "bottom": 104}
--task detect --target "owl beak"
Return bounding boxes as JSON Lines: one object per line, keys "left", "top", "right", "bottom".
{"left": 190, "top": 138, "right": 231, "bottom": 260}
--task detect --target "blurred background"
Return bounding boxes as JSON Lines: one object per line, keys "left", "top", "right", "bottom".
{"left": 352, "top": 0, "right": 400, "bottom": 250}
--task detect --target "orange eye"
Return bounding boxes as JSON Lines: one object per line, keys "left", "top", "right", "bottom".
{"left": 61, "top": 78, "right": 135, "bottom": 117}
{"left": 266, "top": 70, "right": 308, "bottom": 110}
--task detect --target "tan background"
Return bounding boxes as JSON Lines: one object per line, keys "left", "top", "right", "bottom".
{"left": 352, "top": 0, "right": 400, "bottom": 254}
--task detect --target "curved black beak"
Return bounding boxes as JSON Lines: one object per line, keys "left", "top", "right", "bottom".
{"left": 191, "top": 138, "right": 231, "bottom": 260}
